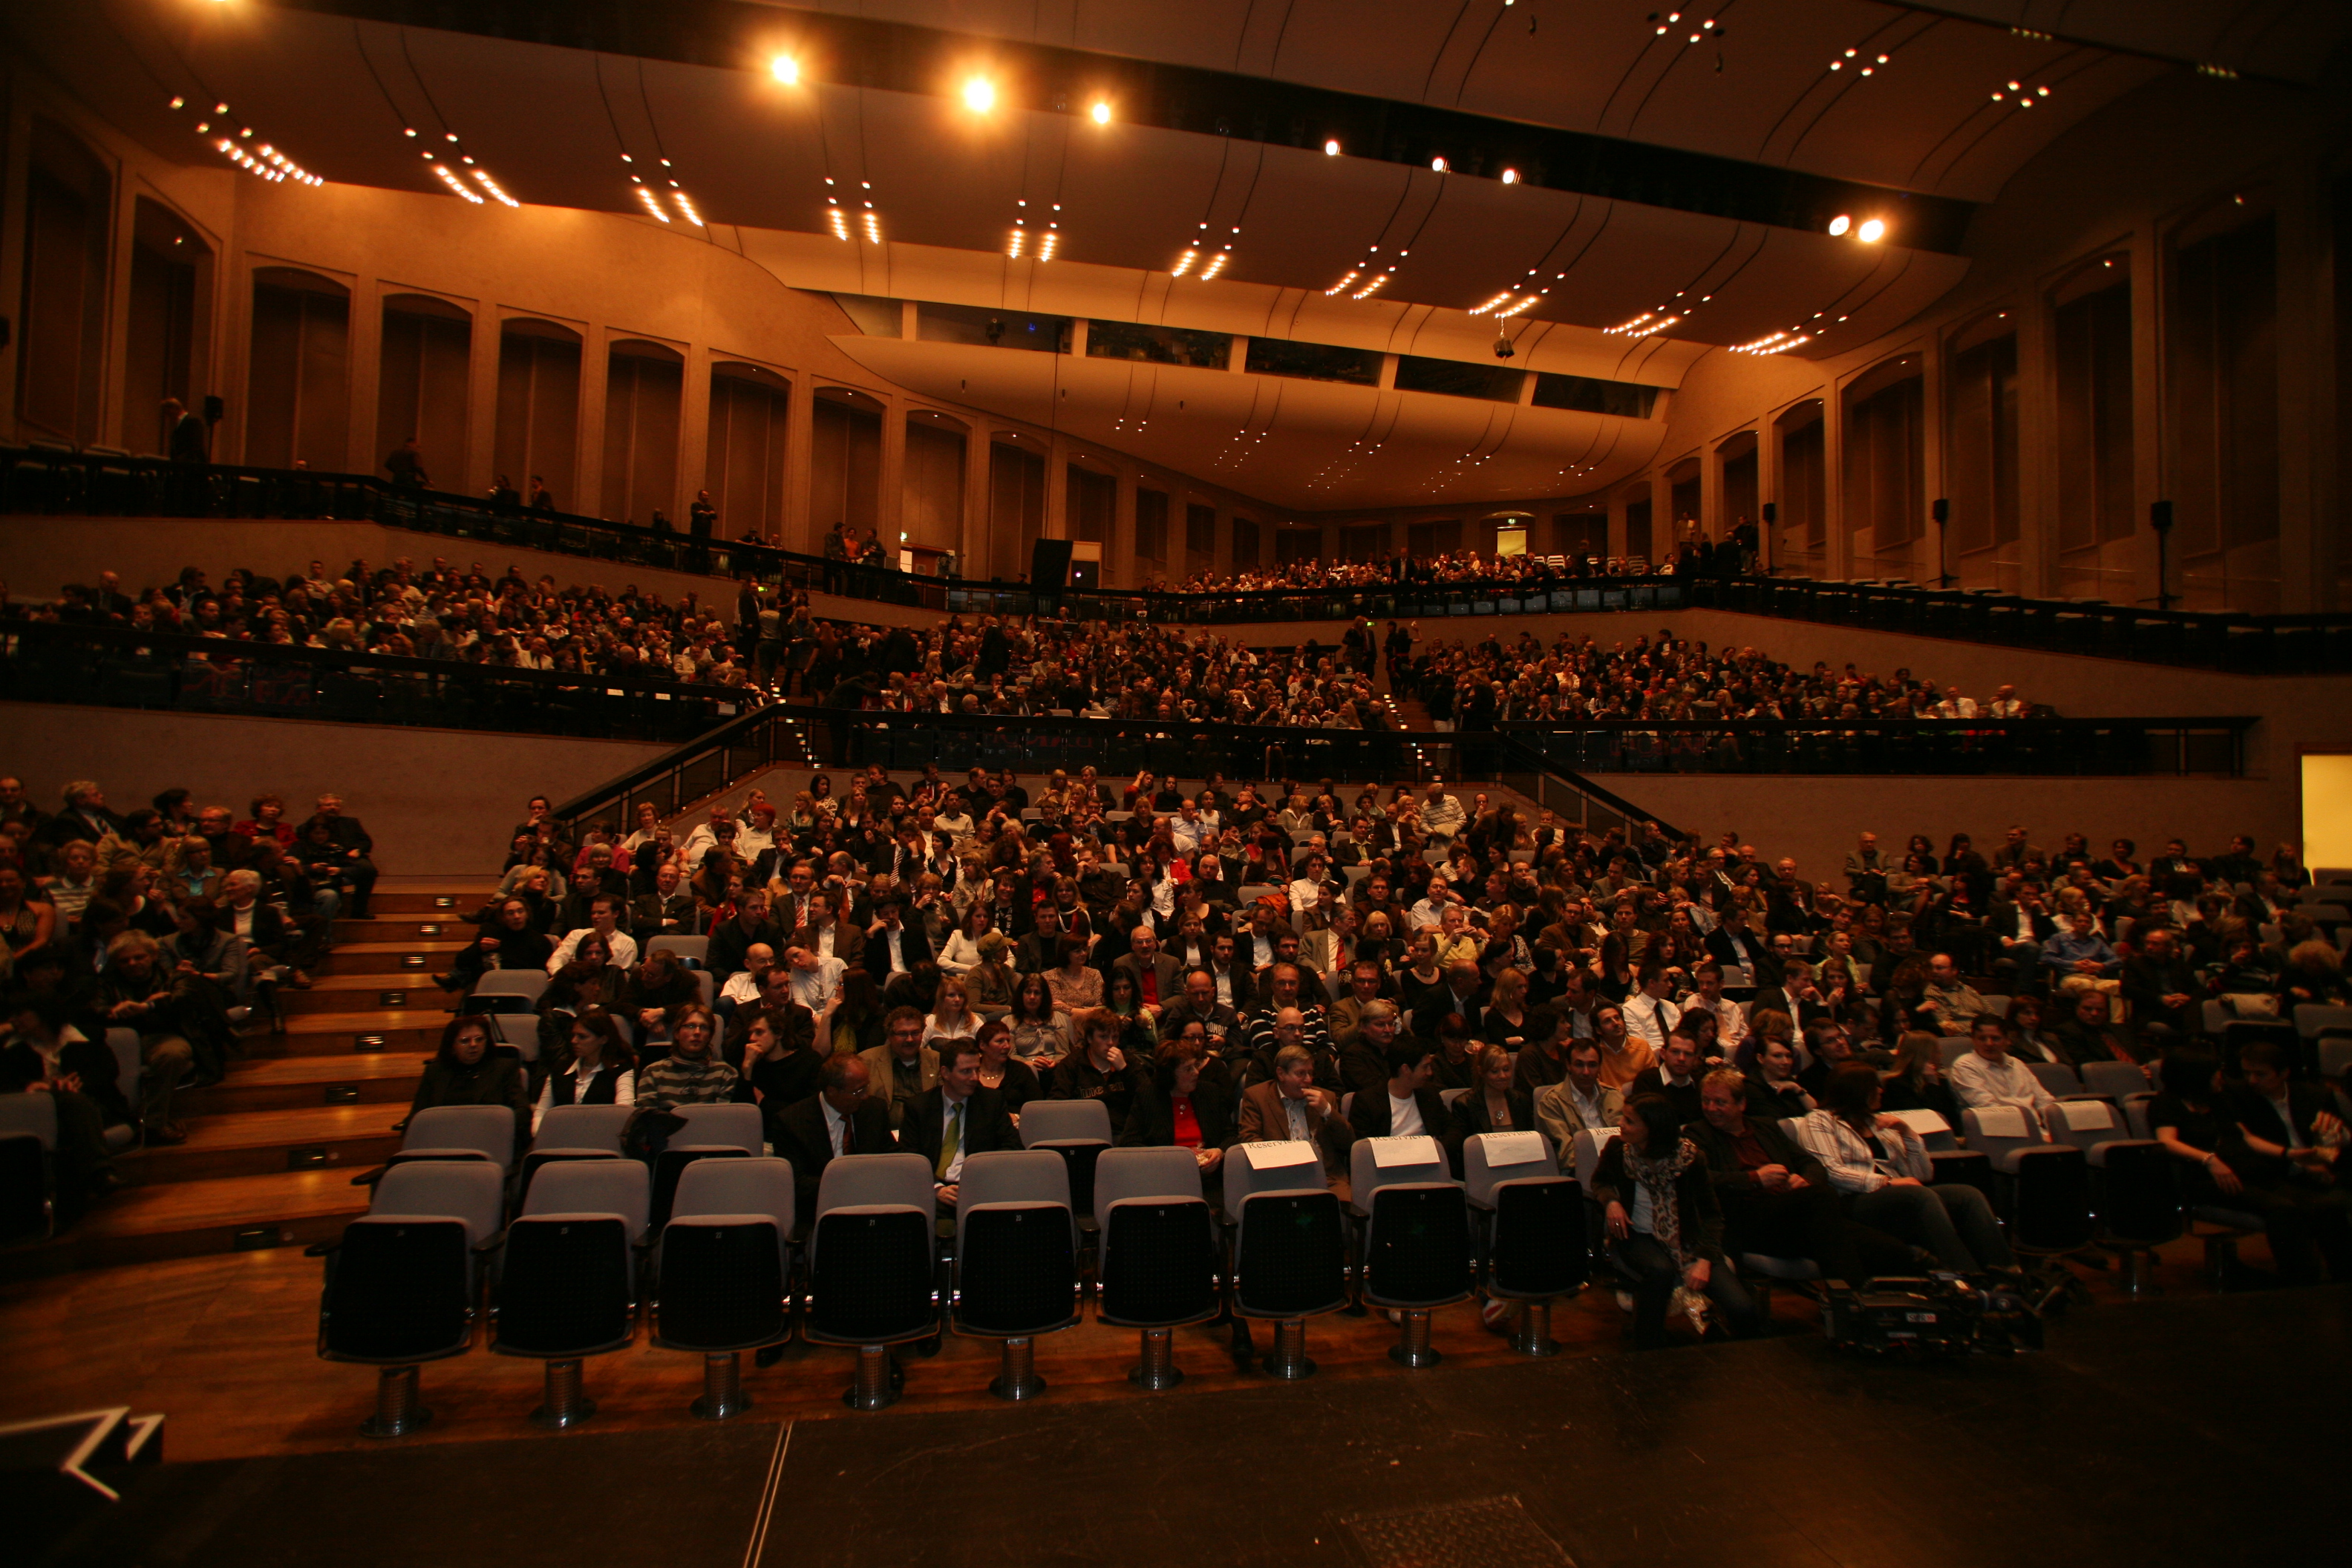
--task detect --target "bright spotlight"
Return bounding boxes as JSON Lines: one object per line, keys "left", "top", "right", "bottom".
{"left": 1500, "top": 168, "right": 1520, "bottom": 184}
{"left": 1090, "top": 99, "right": 1111, "bottom": 124}
{"left": 1827, "top": 214, "right": 1851, "bottom": 236}
{"left": 1324, "top": 138, "right": 1341, "bottom": 156}
{"left": 1857, "top": 218, "right": 1886, "bottom": 243}
{"left": 1430, "top": 154, "right": 1448, "bottom": 172}
{"left": 963, "top": 76, "right": 996, "bottom": 112}
{"left": 770, "top": 56, "right": 800, "bottom": 85}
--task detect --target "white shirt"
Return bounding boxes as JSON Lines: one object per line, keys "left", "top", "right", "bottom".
{"left": 789, "top": 956, "right": 847, "bottom": 1016}
{"left": 1388, "top": 1091, "right": 1425, "bottom": 1137}
{"left": 720, "top": 969, "right": 768, "bottom": 1006}
{"left": 1281, "top": 1093, "right": 1313, "bottom": 1142}
{"left": 1682, "top": 993, "right": 1745, "bottom": 1048}
{"left": 531, "top": 1061, "right": 636, "bottom": 1134}
{"left": 822, "top": 1095, "right": 850, "bottom": 1157}
{"left": 1622, "top": 991, "right": 1682, "bottom": 1048}
{"left": 1796, "top": 1111, "right": 1929, "bottom": 1194}
{"left": 878, "top": 923, "right": 910, "bottom": 975}
{"left": 546, "top": 927, "right": 640, "bottom": 975}
{"left": 1948, "top": 1050, "right": 2059, "bottom": 1134}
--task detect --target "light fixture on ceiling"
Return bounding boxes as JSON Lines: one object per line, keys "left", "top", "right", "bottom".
{"left": 1171, "top": 247, "right": 1198, "bottom": 277}
{"left": 671, "top": 189, "right": 703, "bottom": 225}
{"left": 1324, "top": 138, "right": 1342, "bottom": 156}
{"left": 1324, "top": 270, "right": 1360, "bottom": 295}
{"left": 1430, "top": 154, "right": 1448, "bottom": 172}
{"left": 1199, "top": 251, "right": 1228, "bottom": 281}
{"left": 1090, "top": 99, "right": 1111, "bottom": 124}
{"left": 1350, "top": 274, "right": 1388, "bottom": 300}
{"left": 962, "top": 76, "right": 996, "bottom": 113}
{"left": 631, "top": 180, "right": 670, "bottom": 221}
{"left": 1469, "top": 290, "right": 1515, "bottom": 316}
{"left": 435, "top": 164, "right": 486, "bottom": 203}
{"left": 1827, "top": 214, "right": 1851, "bottom": 235}
{"left": 770, "top": 56, "right": 800, "bottom": 85}
{"left": 1500, "top": 168, "right": 1520, "bottom": 184}
{"left": 1605, "top": 310, "right": 1679, "bottom": 336}
{"left": 474, "top": 169, "right": 520, "bottom": 208}
{"left": 1857, "top": 218, "right": 1886, "bottom": 242}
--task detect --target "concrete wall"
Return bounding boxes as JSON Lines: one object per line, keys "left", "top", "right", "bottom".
{"left": 0, "top": 703, "right": 671, "bottom": 874}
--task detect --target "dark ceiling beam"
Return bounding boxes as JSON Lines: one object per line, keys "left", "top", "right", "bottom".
{"left": 278, "top": 0, "right": 1979, "bottom": 253}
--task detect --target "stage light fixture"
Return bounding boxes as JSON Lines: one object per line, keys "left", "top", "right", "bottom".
{"left": 1430, "top": 155, "right": 1448, "bottom": 172}
{"left": 1828, "top": 214, "right": 1851, "bottom": 235}
{"left": 771, "top": 56, "right": 800, "bottom": 85}
{"left": 1171, "top": 248, "right": 1198, "bottom": 277}
{"left": 963, "top": 76, "right": 996, "bottom": 113}
{"left": 1090, "top": 100, "right": 1111, "bottom": 124}
{"left": 1324, "top": 138, "right": 1341, "bottom": 156}
{"left": 673, "top": 190, "right": 703, "bottom": 225}
{"left": 1500, "top": 168, "right": 1520, "bottom": 184}
{"left": 1857, "top": 218, "right": 1885, "bottom": 242}
{"left": 473, "top": 169, "right": 520, "bottom": 207}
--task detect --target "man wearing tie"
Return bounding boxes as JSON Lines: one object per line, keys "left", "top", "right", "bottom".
{"left": 902, "top": 1039, "right": 1018, "bottom": 1212}
{"left": 771, "top": 1056, "right": 895, "bottom": 1211}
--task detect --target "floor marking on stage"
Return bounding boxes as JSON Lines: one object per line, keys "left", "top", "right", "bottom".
{"left": 1341, "top": 1495, "right": 1571, "bottom": 1567}
{"left": 742, "top": 1420, "right": 793, "bottom": 1568}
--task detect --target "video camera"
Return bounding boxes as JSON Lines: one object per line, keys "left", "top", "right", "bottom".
{"left": 1820, "top": 1273, "right": 2044, "bottom": 1358}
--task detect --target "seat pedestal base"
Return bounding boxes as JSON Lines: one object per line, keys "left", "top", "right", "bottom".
{"left": 2112, "top": 1248, "right": 2160, "bottom": 1297}
{"left": 691, "top": 1351, "right": 751, "bottom": 1420}
{"left": 989, "top": 1336, "right": 1045, "bottom": 1402}
{"left": 843, "top": 1345, "right": 899, "bottom": 1411}
{"left": 1261, "top": 1318, "right": 1316, "bottom": 1380}
{"left": 1507, "top": 1298, "right": 1561, "bottom": 1359}
{"left": 1388, "top": 1307, "right": 1441, "bottom": 1368}
{"left": 529, "top": 1359, "right": 596, "bottom": 1430}
{"left": 1128, "top": 1327, "right": 1183, "bottom": 1391}
{"left": 360, "top": 1365, "right": 430, "bottom": 1439}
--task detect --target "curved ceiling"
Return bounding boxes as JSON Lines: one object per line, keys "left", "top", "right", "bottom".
{"left": 12, "top": 0, "right": 2342, "bottom": 513}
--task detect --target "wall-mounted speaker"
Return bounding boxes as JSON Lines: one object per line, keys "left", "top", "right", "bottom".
{"left": 1931, "top": 497, "right": 1950, "bottom": 523}
{"left": 1760, "top": 502, "right": 1777, "bottom": 524}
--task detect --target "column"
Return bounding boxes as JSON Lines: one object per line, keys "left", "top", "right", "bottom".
{"left": 878, "top": 392, "right": 906, "bottom": 553}
{"left": 345, "top": 283, "right": 383, "bottom": 480}
{"left": 2275, "top": 157, "right": 2332, "bottom": 612}
{"left": 679, "top": 347, "right": 712, "bottom": 523}
{"left": 1113, "top": 465, "right": 1137, "bottom": 587}
{"left": 783, "top": 370, "right": 815, "bottom": 549}
{"left": 466, "top": 310, "right": 500, "bottom": 498}
{"left": 959, "top": 420, "right": 987, "bottom": 577}
{"left": 1919, "top": 333, "right": 1948, "bottom": 584}
{"left": 575, "top": 328, "right": 608, "bottom": 520}
{"left": 2126, "top": 225, "right": 2163, "bottom": 607}
{"left": 1823, "top": 389, "right": 1850, "bottom": 579}
{"left": 1755, "top": 419, "right": 1780, "bottom": 575}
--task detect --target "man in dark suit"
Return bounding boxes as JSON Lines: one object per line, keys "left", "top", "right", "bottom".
{"left": 1688, "top": 1067, "right": 1902, "bottom": 1287}
{"left": 39, "top": 781, "right": 124, "bottom": 849}
{"left": 1235, "top": 1039, "right": 1352, "bottom": 1181}
{"left": 1632, "top": 1033, "right": 1708, "bottom": 1125}
{"left": 900, "top": 1037, "right": 1019, "bottom": 1212}
{"left": 2229, "top": 1040, "right": 2352, "bottom": 1284}
{"left": 1703, "top": 906, "right": 1780, "bottom": 988}
{"left": 311, "top": 794, "right": 378, "bottom": 918}
{"left": 771, "top": 1054, "right": 895, "bottom": 1209}
{"left": 710, "top": 891, "right": 784, "bottom": 982}
{"left": 863, "top": 895, "right": 933, "bottom": 985}
{"left": 630, "top": 861, "right": 704, "bottom": 945}
{"left": 1346, "top": 1036, "right": 1462, "bottom": 1168}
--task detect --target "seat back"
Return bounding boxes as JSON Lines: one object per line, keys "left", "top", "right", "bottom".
{"left": 1569, "top": 1127, "right": 1618, "bottom": 1189}
{"left": 1884, "top": 1107, "right": 1959, "bottom": 1152}
{"left": 401, "top": 1105, "right": 519, "bottom": 1172}
{"left": 1958, "top": 1105, "right": 2041, "bottom": 1169}
{"left": 1016, "top": 1097, "right": 1114, "bottom": 1149}
{"left": 1094, "top": 1146, "right": 1204, "bottom": 1209}
{"left": 658, "top": 935, "right": 710, "bottom": 967}
{"left": 673, "top": 1102, "right": 763, "bottom": 1154}
{"left": 535, "top": 1103, "right": 635, "bottom": 1155}
{"left": 319, "top": 1218, "right": 475, "bottom": 1364}
{"left": 672, "top": 1154, "right": 797, "bottom": 1234}
{"left": 1224, "top": 1139, "right": 1327, "bottom": 1206}
{"left": 1362, "top": 1183, "right": 1472, "bottom": 1308}
{"left": 2085, "top": 1140, "right": 2180, "bottom": 1247}
{"left": 1232, "top": 1188, "right": 1349, "bottom": 1319}
{"left": 2319, "top": 1038, "right": 2352, "bottom": 1080}
{"left": 0, "top": 1094, "right": 59, "bottom": 1151}
{"left": 1098, "top": 1196, "right": 1219, "bottom": 1328}
{"left": 2048, "top": 1098, "right": 2127, "bottom": 1154}
{"left": 2123, "top": 1093, "right": 2157, "bottom": 1140}
{"left": 2077, "top": 1060, "right": 2147, "bottom": 1105}
{"left": 953, "top": 1150, "right": 1077, "bottom": 1336}
{"left": 523, "top": 1158, "right": 651, "bottom": 1241}
{"left": 658, "top": 1157, "right": 793, "bottom": 1353}
{"left": 494, "top": 1215, "right": 636, "bottom": 1356}
{"left": 370, "top": 1160, "right": 506, "bottom": 1245}
{"left": 1348, "top": 1134, "right": 1450, "bottom": 1215}
{"left": 1937, "top": 1038, "right": 1970, "bottom": 1071}
{"left": 469, "top": 970, "right": 551, "bottom": 1013}
{"left": 805, "top": 1154, "right": 939, "bottom": 1347}
{"left": 1462, "top": 1130, "right": 1554, "bottom": 1209}
{"left": 1487, "top": 1177, "right": 1587, "bottom": 1298}
{"left": 2294, "top": 1003, "right": 2352, "bottom": 1041}
{"left": 2028, "top": 1061, "right": 2081, "bottom": 1097}
{"left": 814, "top": 1152, "right": 936, "bottom": 1219}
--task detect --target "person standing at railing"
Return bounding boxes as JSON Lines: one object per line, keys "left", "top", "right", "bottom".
{"left": 383, "top": 437, "right": 428, "bottom": 490}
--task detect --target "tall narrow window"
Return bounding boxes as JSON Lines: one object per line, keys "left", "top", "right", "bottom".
{"left": 811, "top": 389, "right": 883, "bottom": 549}
{"left": 601, "top": 341, "right": 684, "bottom": 524}
{"left": 494, "top": 320, "right": 581, "bottom": 510}
{"left": 1184, "top": 503, "right": 1218, "bottom": 571}
{"left": 1134, "top": 489, "right": 1170, "bottom": 571}
{"left": 1947, "top": 316, "right": 2020, "bottom": 587}
{"left": 376, "top": 295, "right": 471, "bottom": 489}
{"left": 15, "top": 120, "right": 112, "bottom": 446}
{"left": 1843, "top": 360, "right": 1924, "bottom": 578}
{"left": 988, "top": 441, "right": 1045, "bottom": 581}
{"left": 247, "top": 269, "right": 350, "bottom": 471}
{"left": 901, "top": 411, "right": 966, "bottom": 553}
{"left": 124, "top": 199, "right": 209, "bottom": 453}
{"left": 2053, "top": 258, "right": 2135, "bottom": 598}
{"left": 2169, "top": 208, "right": 2279, "bottom": 609}
{"left": 1717, "top": 434, "right": 1758, "bottom": 538}
{"left": 706, "top": 364, "right": 791, "bottom": 541}
{"left": 1776, "top": 402, "right": 1826, "bottom": 573}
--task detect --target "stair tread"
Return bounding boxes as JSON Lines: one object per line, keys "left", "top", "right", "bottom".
{"left": 301, "top": 971, "right": 447, "bottom": 991}
{"left": 332, "top": 941, "right": 471, "bottom": 956}
{"left": 146, "top": 1105, "right": 406, "bottom": 1152}
{"left": 70, "top": 1171, "right": 370, "bottom": 1238}
{"left": 218, "top": 1055, "right": 428, "bottom": 1088}
{"left": 275, "top": 1008, "right": 448, "bottom": 1034}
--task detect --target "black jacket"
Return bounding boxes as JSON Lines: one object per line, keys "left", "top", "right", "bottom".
{"left": 1117, "top": 1078, "right": 1236, "bottom": 1152}
{"left": 1348, "top": 1082, "right": 1462, "bottom": 1164}
{"left": 1685, "top": 1114, "right": 1830, "bottom": 1196}
{"left": 862, "top": 921, "right": 935, "bottom": 984}
{"left": 1451, "top": 1086, "right": 1536, "bottom": 1142}
{"left": 770, "top": 1091, "right": 897, "bottom": 1207}
{"left": 1589, "top": 1136, "right": 1728, "bottom": 1264}
{"left": 899, "top": 1085, "right": 1020, "bottom": 1179}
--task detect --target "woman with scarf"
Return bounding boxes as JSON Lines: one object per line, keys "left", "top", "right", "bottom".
{"left": 1592, "top": 1094, "right": 1761, "bottom": 1349}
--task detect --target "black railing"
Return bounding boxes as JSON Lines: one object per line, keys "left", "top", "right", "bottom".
{"left": 0, "top": 618, "right": 766, "bottom": 744}
{"left": 1499, "top": 718, "right": 2255, "bottom": 778}
{"left": 9, "top": 442, "right": 2350, "bottom": 670}
{"left": 550, "top": 702, "right": 1668, "bottom": 844}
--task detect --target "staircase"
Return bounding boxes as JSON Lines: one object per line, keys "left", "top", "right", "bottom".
{"left": 1, "top": 877, "right": 491, "bottom": 1281}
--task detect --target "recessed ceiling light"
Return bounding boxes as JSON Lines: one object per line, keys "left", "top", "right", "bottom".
{"left": 963, "top": 76, "right": 996, "bottom": 113}
{"left": 1324, "top": 138, "right": 1342, "bottom": 156}
{"left": 770, "top": 56, "right": 799, "bottom": 85}
{"left": 1857, "top": 218, "right": 1886, "bottom": 242}
{"left": 1827, "top": 214, "right": 1851, "bottom": 236}
{"left": 1090, "top": 100, "right": 1111, "bottom": 124}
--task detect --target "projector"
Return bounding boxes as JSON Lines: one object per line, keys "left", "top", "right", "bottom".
{"left": 1820, "top": 1274, "right": 2043, "bottom": 1357}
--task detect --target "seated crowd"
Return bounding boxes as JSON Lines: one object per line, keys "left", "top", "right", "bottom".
{"left": 1160, "top": 531, "right": 1760, "bottom": 594}
{"left": 421, "top": 769, "right": 2349, "bottom": 1346}
{"left": 0, "top": 775, "right": 377, "bottom": 1206}
{"left": 14, "top": 558, "right": 2039, "bottom": 731}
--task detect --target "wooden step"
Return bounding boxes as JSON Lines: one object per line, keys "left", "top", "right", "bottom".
{"left": 121, "top": 1105, "right": 406, "bottom": 1186}
{"left": 370, "top": 889, "right": 495, "bottom": 915}
{"left": 317, "top": 941, "right": 469, "bottom": 977}
{"left": 182, "top": 1053, "right": 428, "bottom": 1116}
{"left": 253, "top": 1009, "right": 450, "bottom": 1059}
{"left": 334, "top": 915, "right": 476, "bottom": 943}
{"left": 0, "top": 1171, "right": 368, "bottom": 1283}
{"left": 278, "top": 972, "right": 449, "bottom": 1016}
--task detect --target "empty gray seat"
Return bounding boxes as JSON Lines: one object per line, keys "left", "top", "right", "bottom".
{"left": 654, "top": 1156, "right": 797, "bottom": 1419}
{"left": 1093, "top": 1147, "right": 1219, "bottom": 1390}
{"left": 495, "top": 1160, "right": 652, "bottom": 1428}
{"left": 953, "top": 1149, "right": 1079, "bottom": 1401}
{"left": 397, "top": 1105, "right": 520, "bottom": 1172}
{"left": 802, "top": 1153, "right": 941, "bottom": 1410}
{"left": 1348, "top": 1135, "right": 1471, "bottom": 1368}
{"left": 1224, "top": 1140, "right": 1348, "bottom": 1379}
{"left": 1463, "top": 1131, "right": 1581, "bottom": 1356}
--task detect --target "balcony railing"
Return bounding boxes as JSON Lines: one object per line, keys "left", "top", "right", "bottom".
{"left": 7, "top": 442, "right": 2348, "bottom": 671}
